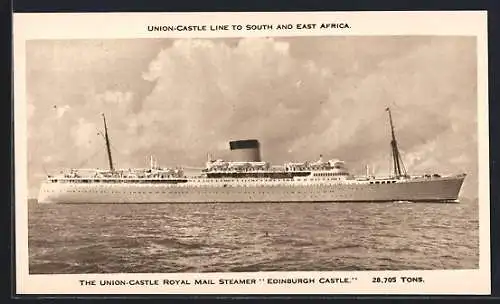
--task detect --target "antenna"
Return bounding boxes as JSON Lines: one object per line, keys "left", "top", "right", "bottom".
{"left": 101, "top": 113, "right": 114, "bottom": 172}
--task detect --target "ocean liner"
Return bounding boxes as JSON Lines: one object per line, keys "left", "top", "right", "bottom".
{"left": 37, "top": 108, "right": 466, "bottom": 204}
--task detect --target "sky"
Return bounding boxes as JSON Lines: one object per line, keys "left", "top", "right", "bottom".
{"left": 26, "top": 36, "right": 478, "bottom": 198}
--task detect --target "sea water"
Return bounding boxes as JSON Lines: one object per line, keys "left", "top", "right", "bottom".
{"left": 27, "top": 199, "right": 479, "bottom": 273}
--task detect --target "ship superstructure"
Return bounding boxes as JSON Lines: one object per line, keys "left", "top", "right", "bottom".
{"left": 37, "top": 109, "right": 466, "bottom": 204}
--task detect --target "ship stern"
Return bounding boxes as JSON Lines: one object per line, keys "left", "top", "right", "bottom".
{"left": 37, "top": 181, "right": 53, "bottom": 204}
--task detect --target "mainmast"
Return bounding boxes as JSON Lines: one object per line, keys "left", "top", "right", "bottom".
{"left": 386, "top": 107, "right": 407, "bottom": 178}
{"left": 101, "top": 113, "right": 114, "bottom": 172}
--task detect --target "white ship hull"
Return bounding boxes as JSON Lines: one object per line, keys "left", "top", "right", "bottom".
{"left": 37, "top": 175, "right": 465, "bottom": 204}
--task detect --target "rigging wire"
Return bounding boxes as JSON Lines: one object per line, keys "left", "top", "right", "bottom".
{"left": 383, "top": 105, "right": 407, "bottom": 177}
{"left": 384, "top": 105, "right": 430, "bottom": 147}
{"left": 76, "top": 143, "right": 107, "bottom": 168}
{"left": 96, "top": 125, "right": 205, "bottom": 170}
{"left": 95, "top": 127, "right": 122, "bottom": 168}
{"left": 74, "top": 126, "right": 114, "bottom": 169}
{"left": 388, "top": 155, "right": 392, "bottom": 177}
{"left": 87, "top": 107, "right": 419, "bottom": 174}
{"left": 385, "top": 106, "right": 431, "bottom": 176}
{"left": 41, "top": 164, "right": 48, "bottom": 176}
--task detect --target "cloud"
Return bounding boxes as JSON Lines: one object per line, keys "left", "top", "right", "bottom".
{"left": 136, "top": 37, "right": 477, "bottom": 196}
{"left": 95, "top": 90, "right": 134, "bottom": 106}
{"left": 26, "top": 37, "right": 479, "bottom": 199}
{"left": 71, "top": 118, "right": 97, "bottom": 148}
{"left": 132, "top": 38, "right": 336, "bottom": 162}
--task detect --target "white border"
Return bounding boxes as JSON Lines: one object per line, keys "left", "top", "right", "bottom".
{"left": 13, "top": 11, "right": 490, "bottom": 295}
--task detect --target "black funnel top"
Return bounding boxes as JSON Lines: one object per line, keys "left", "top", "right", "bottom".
{"left": 229, "top": 139, "right": 260, "bottom": 150}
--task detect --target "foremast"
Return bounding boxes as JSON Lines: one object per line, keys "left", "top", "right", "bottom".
{"left": 386, "top": 107, "right": 407, "bottom": 178}
{"left": 101, "top": 113, "right": 114, "bottom": 172}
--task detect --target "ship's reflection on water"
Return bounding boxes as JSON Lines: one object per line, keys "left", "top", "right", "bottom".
{"left": 28, "top": 198, "right": 478, "bottom": 274}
